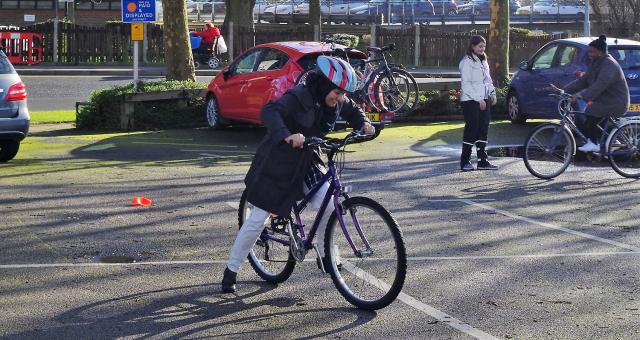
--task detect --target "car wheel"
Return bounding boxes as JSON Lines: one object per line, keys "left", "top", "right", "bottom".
{"left": 194, "top": 60, "right": 201, "bottom": 69}
{"left": 576, "top": 12, "right": 584, "bottom": 16}
{"left": 507, "top": 91, "right": 527, "bottom": 124}
{"left": 448, "top": 9, "right": 457, "bottom": 15}
{"left": 206, "top": 95, "right": 225, "bottom": 129}
{"left": 207, "top": 56, "right": 220, "bottom": 69}
{"left": 0, "top": 140, "right": 20, "bottom": 162}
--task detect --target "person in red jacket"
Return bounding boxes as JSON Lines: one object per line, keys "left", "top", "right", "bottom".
{"left": 190, "top": 22, "right": 220, "bottom": 53}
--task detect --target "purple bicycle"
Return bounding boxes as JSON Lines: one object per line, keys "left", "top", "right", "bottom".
{"left": 238, "top": 131, "right": 407, "bottom": 310}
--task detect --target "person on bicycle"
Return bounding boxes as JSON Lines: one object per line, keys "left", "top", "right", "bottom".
{"left": 190, "top": 22, "right": 221, "bottom": 55}
{"left": 221, "top": 56, "right": 376, "bottom": 293}
{"left": 550, "top": 35, "right": 630, "bottom": 153}
{"left": 459, "top": 35, "right": 498, "bottom": 171}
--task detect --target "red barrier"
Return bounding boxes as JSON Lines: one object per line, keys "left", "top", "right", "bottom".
{"left": 0, "top": 32, "right": 43, "bottom": 65}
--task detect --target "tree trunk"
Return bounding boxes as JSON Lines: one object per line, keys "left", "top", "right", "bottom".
{"left": 161, "top": 0, "right": 195, "bottom": 81}
{"left": 309, "top": 0, "right": 321, "bottom": 40}
{"left": 488, "top": 0, "right": 509, "bottom": 87}
{"left": 224, "top": 0, "right": 257, "bottom": 57}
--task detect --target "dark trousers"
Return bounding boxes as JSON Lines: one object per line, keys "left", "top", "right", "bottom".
{"left": 461, "top": 100, "right": 491, "bottom": 164}
{"left": 576, "top": 113, "right": 604, "bottom": 144}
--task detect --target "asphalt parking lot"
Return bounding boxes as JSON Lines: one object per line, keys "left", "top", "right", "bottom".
{"left": 2, "top": 122, "right": 640, "bottom": 339}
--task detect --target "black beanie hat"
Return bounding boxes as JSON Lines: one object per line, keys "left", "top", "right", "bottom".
{"left": 589, "top": 35, "right": 607, "bottom": 53}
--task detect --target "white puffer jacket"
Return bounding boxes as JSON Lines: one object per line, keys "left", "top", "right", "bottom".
{"left": 459, "top": 54, "right": 496, "bottom": 103}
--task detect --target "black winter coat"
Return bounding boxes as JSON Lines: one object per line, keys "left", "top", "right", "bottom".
{"left": 244, "top": 85, "right": 369, "bottom": 216}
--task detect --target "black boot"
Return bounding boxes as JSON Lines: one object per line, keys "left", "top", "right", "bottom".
{"left": 460, "top": 143, "right": 474, "bottom": 171}
{"left": 476, "top": 142, "right": 498, "bottom": 170}
{"left": 221, "top": 267, "right": 237, "bottom": 293}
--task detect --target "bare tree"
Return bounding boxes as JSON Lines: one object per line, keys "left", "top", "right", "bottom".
{"left": 161, "top": 0, "right": 195, "bottom": 81}
{"left": 224, "top": 0, "right": 257, "bottom": 57}
{"left": 591, "top": 0, "right": 639, "bottom": 37}
{"left": 488, "top": 0, "right": 509, "bottom": 87}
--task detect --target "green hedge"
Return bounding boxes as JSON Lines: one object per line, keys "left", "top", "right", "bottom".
{"left": 410, "top": 85, "right": 509, "bottom": 119}
{"left": 77, "top": 80, "right": 208, "bottom": 130}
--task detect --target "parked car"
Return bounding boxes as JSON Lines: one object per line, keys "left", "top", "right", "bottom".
{"left": 189, "top": 0, "right": 226, "bottom": 14}
{"left": 204, "top": 41, "right": 379, "bottom": 128}
{"left": 507, "top": 37, "right": 640, "bottom": 123}
{"left": 430, "top": 0, "right": 458, "bottom": 15}
{"left": 0, "top": 50, "right": 29, "bottom": 162}
{"left": 263, "top": 0, "right": 304, "bottom": 15}
{"left": 297, "top": 0, "right": 370, "bottom": 15}
{"left": 352, "top": 0, "right": 436, "bottom": 20}
{"left": 515, "top": 0, "right": 586, "bottom": 15}
{"left": 457, "top": 0, "right": 520, "bottom": 15}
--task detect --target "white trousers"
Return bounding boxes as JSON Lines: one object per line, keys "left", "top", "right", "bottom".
{"left": 226, "top": 182, "right": 334, "bottom": 273}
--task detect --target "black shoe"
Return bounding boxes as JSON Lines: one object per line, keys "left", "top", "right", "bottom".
{"left": 316, "top": 256, "right": 342, "bottom": 273}
{"left": 221, "top": 267, "right": 237, "bottom": 293}
{"left": 461, "top": 162, "right": 474, "bottom": 172}
{"left": 477, "top": 160, "right": 498, "bottom": 170}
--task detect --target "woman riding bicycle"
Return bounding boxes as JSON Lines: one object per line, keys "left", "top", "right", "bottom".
{"left": 221, "top": 56, "right": 375, "bottom": 293}
{"left": 551, "top": 35, "right": 630, "bottom": 153}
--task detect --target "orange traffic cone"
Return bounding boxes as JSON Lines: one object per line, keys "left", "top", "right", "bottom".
{"left": 131, "top": 196, "right": 152, "bottom": 207}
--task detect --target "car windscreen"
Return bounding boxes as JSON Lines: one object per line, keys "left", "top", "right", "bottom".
{"left": 0, "top": 51, "right": 16, "bottom": 74}
{"left": 610, "top": 47, "right": 640, "bottom": 70}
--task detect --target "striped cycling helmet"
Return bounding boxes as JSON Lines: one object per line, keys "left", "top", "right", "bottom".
{"left": 315, "top": 55, "right": 357, "bottom": 93}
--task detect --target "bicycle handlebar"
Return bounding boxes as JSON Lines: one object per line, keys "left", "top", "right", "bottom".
{"left": 304, "top": 131, "right": 374, "bottom": 150}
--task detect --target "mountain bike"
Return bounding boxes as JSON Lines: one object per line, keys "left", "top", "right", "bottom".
{"left": 238, "top": 131, "right": 407, "bottom": 310}
{"left": 523, "top": 91, "right": 640, "bottom": 179}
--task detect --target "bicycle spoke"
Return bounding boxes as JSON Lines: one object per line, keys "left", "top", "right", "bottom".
{"left": 524, "top": 124, "right": 573, "bottom": 179}
{"left": 327, "top": 198, "right": 406, "bottom": 310}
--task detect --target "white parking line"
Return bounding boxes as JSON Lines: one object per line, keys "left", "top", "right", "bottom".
{"left": 342, "top": 260, "right": 500, "bottom": 340}
{"left": 458, "top": 199, "right": 640, "bottom": 252}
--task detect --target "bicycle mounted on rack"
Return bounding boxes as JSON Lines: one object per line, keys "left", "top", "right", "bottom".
{"left": 296, "top": 39, "right": 419, "bottom": 118}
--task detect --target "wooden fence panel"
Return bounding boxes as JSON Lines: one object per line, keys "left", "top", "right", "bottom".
{"left": 16, "top": 23, "right": 562, "bottom": 68}
{"left": 376, "top": 26, "right": 415, "bottom": 67}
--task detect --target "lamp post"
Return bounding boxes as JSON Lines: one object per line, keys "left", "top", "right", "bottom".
{"left": 53, "top": 0, "right": 59, "bottom": 63}
{"left": 584, "top": 0, "right": 591, "bottom": 36}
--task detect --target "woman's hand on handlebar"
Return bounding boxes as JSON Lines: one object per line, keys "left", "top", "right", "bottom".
{"left": 360, "top": 122, "right": 376, "bottom": 136}
{"left": 285, "top": 133, "right": 305, "bottom": 149}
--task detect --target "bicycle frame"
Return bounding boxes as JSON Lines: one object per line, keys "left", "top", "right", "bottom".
{"left": 258, "top": 154, "right": 370, "bottom": 259}
{"left": 552, "top": 94, "right": 637, "bottom": 157}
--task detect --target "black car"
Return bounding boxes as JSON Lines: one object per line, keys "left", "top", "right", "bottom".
{"left": 0, "top": 50, "right": 29, "bottom": 162}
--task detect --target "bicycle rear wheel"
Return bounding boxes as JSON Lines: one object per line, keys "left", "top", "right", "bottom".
{"left": 373, "top": 68, "right": 419, "bottom": 116}
{"left": 238, "top": 189, "right": 296, "bottom": 283}
{"left": 608, "top": 122, "right": 640, "bottom": 178}
{"left": 324, "top": 196, "right": 406, "bottom": 310}
{"left": 523, "top": 123, "right": 574, "bottom": 179}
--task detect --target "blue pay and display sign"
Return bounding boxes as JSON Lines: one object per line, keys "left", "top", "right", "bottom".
{"left": 122, "top": 0, "right": 156, "bottom": 23}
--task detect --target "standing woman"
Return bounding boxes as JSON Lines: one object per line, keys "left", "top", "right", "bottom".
{"left": 459, "top": 35, "right": 498, "bottom": 171}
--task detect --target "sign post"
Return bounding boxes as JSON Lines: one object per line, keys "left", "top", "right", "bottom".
{"left": 122, "top": 0, "right": 156, "bottom": 89}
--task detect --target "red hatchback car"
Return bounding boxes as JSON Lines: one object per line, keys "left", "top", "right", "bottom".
{"left": 204, "top": 41, "right": 369, "bottom": 129}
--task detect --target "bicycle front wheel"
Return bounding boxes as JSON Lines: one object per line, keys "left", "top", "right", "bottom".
{"left": 523, "top": 123, "right": 574, "bottom": 179}
{"left": 374, "top": 68, "right": 419, "bottom": 116}
{"left": 608, "top": 122, "right": 640, "bottom": 178}
{"left": 238, "top": 189, "right": 296, "bottom": 283}
{"left": 324, "top": 196, "right": 407, "bottom": 310}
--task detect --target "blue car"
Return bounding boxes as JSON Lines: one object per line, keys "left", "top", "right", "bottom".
{"left": 507, "top": 37, "right": 640, "bottom": 123}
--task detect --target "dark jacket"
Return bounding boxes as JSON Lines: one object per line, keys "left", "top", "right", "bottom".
{"left": 244, "top": 85, "right": 369, "bottom": 216}
{"left": 564, "top": 54, "right": 630, "bottom": 118}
